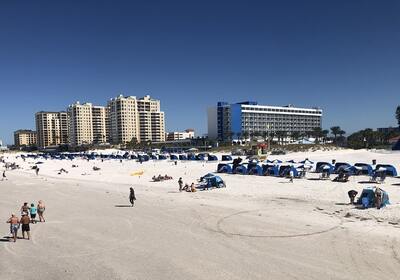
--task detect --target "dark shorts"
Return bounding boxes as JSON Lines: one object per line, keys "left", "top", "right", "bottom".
{"left": 22, "top": 224, "right": 30, "bottom": 232}
{"left": 31, "top": 214, "right": 36, "bottom": 219}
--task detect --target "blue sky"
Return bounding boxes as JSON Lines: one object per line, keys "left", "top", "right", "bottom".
{"left": 1, "top": 0, "right": 399, "bottom": 144}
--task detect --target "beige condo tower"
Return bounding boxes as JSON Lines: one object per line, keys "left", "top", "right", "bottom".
{"left": 35, "top": 111, "right": 69, "bottom": 148}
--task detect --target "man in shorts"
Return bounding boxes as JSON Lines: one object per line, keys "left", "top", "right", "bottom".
{"left": 20, "top": 213, "right": 31, "bottom": 240}
{"left": 6, "top": 214, "right": 20, "bottom": 242}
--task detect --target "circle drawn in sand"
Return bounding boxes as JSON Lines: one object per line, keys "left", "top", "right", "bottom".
{"left": 217, "top": 209, "right": 342, "bottom": 238}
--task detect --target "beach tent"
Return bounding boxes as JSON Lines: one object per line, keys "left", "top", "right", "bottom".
{"left": 375, "top": 164, "right": 398, "bottom": 177}
{"left": 199, "top": 174, "right": 226, "bottom": 189}
{"left": 221, "top": 155, "right": 233, "bottom": 161}
{"left": 178, "top": 154, "right": 187, "bottom": 160}
{"left": 217, "top": 163, "right": 233, "bottom": 173}
{"left": 170, "top": 154, "right": 179, "bottom": 160}
{"left": 333, "top": 162, "right": 352, "bottom": 173}
{"left": 354, "top": 163, "right": 374, "bottom": 176}
{"left": 196, "top": 154, "right": 205, "bottom": 161}
{"left": 356, "top": 187, "right": 389, "bottom": 208}
{"left": 267, "top": 159, "right": 282, "bottom": 164}
{"left": 187, "top": 154, "right": 196, "bottom": 160}
{"left": 262, "top": 164, "right": 279, "bottom": 176}
{"left": 248, "top": 163, "right": 263, "bottom": 175}
{"left": 279, "top": 165, "right": 299, "bottom": 177}
{"left": 316, "top": 162, "right": 334, "bottom": 173}
{"left": 234, "top": 164, "right": 248, "bottom": 175}
{"left": 286, "top": 160, "right": 296, "bottom": 164}
{"left": 158, "top": 154, "right": 167, "bottom": 160}
{"left": 138, "top": 155, "right": 150, "bottom": 162}
{"left": 299, "top": 159, "right": 314, "bottom": 164}
{"left": 150, "top": 154, "right": 157, "bottom": 160}
{"left": 130, "top": 155, "right": 138, "bottom": 160}
{"left": 208, "top": 155, "right": 218, "bottom": 161}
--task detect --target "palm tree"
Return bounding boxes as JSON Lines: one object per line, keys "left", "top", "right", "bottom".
{"left": 322, "top": 129, "right": 329, "bottom": 143}
{"left": 312, "top": 127, "right": 323, "bottom": 143}
{"left": 338, "top": 130, "right": 346, "bottom": 138}
{"left": 330, "top": 126, "right": 341, "bottom": 143}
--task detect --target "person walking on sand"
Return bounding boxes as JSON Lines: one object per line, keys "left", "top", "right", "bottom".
{"left": 37, "top": 200, "right": 46, "bottom": 222}
{"left": 178, "top": 177, "right": 183, "bottom": 192}
{"left": 2, "top": 170, "right": 7, "bottom": 181}
{"left": 375, "top": 187, "right": 382, "bottom": 210}
{"left": 20, "top": 202, "right": 30, "bottom": 216}
{"left": 30, "top": 203, "right": 37, "bottom": 224}
{"left": 35, "top": 167, "right": 39, "bottom": 176}
{"left": 129, "top": 187, "right": 136, "bottom": 207}
{"left": 20, "top": 213, "right": 31, "bottom": 240}
{"left": 6, "top": 214, "right": 20, "bottom": 242}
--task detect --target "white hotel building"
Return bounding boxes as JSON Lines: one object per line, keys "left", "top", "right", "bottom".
{"left": 208, "top": 101, "right": 323, "bottom": 141}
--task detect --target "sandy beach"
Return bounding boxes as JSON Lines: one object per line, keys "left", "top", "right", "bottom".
{"left": 1, "top": 149, "right": 400, "bottom": 280}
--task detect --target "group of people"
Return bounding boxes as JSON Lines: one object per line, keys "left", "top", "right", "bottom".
{"left": 152, "top": 174, "right": 173, "bottom": 182}
{"left": 347, "top": 187, "right": 384, "bottom": 209}
{"left": 178, "top": 178, "right": 196, "bottom": 192}
{"left": 6, "top": 200, "right": 46, "bottom": 242}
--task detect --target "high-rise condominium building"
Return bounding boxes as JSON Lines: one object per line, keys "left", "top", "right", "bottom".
{"left": 107, "top": 95, "right": 166, "bottom": 144}
{"left": 92, "top": 105, "right": 108, "bottom": 144}
{"left": 108, "top": 95, "right": 140, "bottom": 144}
{"left": 35, "top": 111, "right": 69, "bottom": 148}
{"left": 208, "top": 101, "right": 323, "bottom": 141}
{"left": 14, "top": 130, "right": 37, "bottom": 147}
{"left": 68, "top": 102, "right": 108, "bottom": 146}
{"left": 137, "top": 95, "right": 165, "bottom": 142}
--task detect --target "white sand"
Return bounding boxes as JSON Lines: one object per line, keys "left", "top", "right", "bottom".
{"left": 1, "top": 149, "right": 400, "bottom": 280}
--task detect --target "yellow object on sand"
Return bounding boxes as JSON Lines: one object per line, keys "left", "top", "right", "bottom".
{"left": 130, "top": 170, "right": 144, "bottom": 176}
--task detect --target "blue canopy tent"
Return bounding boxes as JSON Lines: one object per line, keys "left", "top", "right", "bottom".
{"left": 208, "top": 155, "right": 218, "bottom": 161}
{"left": 198, "top": 174, "right": 226, "bottom": 189}
{"left": 316, "top": 162, "right": 334, "bottom": 173}
{"left": 130, "top": 155, "right": 138, "bottom": 160}
{"left": 262, "top": 164, "right": 279, "bottom": 176}
{"left": 248, "top": 163, "right": 263, "bottom": 175}
{"left": 179, "top": 155, "right": 187, "bottom": 160}
{"left": 170, "top": 154, "right": 179, "bottom": 160}
{"left": 234, "top": 164, "right": 248, "bottom": 175}
{"left": 356, "top": 187, "right": 390, "bottom": 208}
{"left": 158, "top": 154, "right": 167, "bottom": 160}
{"left": 221, "top": 155, "right": 233, "bottom": 161}
{"left": 187, "top": 154, "right": 196, "bottom": 160}
{"left": 286, "top": 160, "right": 296, "bottom": 164}
{"left": 333, "top": 162, "right": 352, "bottom": 174}
{"left": 375, "top": 164, "right": 398, "bottom": 177}
{"left": 354, "top": 163, "right": 374, "bottom": 176}
{"left": 267, "top": 159, "right": 283, "bottom": 164}
{"left": 196, "top": 154, "right": 205, "bottom": 161}
{"left": 217, "top": 163, "right": 233, "bottom": 173}
{"left": 279, "top": 165, "right": 299, "bottom": 177}
{"left": 299, "top": 159, "right": 314, "bottom": 164}
{"left": 138, "top": 155, "right": 150, "bottom": 162}
{"left": 150, "top": 154, "right": 158, "bottom": 160}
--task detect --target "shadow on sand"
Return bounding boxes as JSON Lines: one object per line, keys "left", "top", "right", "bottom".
{"left": 114, "top": 205, "right": 133, "bottom": 208}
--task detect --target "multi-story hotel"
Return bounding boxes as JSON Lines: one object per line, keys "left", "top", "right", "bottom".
{"left": 14, "top": 130, "right": 37, "bottom": 147}
{"left": 208, "top": 101, "right": 323, "bottom": 141}
{"left": 137, "top": 95, "right": 166, "bottom": 142}
{"left": 35, "top": 111, "right": 69, "bottom": 148}
{"left": 67, "top": 102, "right": 108, "bottom": 146}
{"left": 166, "top": 129, "right": 195, "bottom": 141}
{"left": 92, "top": 105, "right": 108, "bottom": 144}
{"left": 107, "top": 95, "right": 140, "bottom": 144}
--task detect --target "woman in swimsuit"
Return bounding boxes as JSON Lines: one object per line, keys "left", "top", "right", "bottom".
{"left": 37, "top": 200, "right": 46, "bottom": 222}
